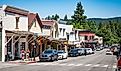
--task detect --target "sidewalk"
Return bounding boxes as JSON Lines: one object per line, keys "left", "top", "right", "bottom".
{"left": 8, "top": 57, "right": 40, "bottom": 64}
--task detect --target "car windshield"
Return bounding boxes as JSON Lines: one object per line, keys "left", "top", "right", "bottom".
{"left": 58, "top": 51, "right": 64, "bottom": 54}
{"left": 44, "top": 50, "right": 53, "bottom": 54}
{"left": 70, "top": 49, "right": 77, "bottom": 52}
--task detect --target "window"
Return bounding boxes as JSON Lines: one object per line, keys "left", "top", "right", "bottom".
{"left": 75, "top": 30, "right": 77, "bottom": 40}
{"left": 43, "top": 25, "right": 51, "bottom": 29}
{"left": 34, "top": 19, "right": 36, "bottom": 27}
{"left": 63, "top": 29, "right": 65, "bottom": 36}
{"left": 90, "top": 36, "right": 92, "bottom": 40}
{"left": 55, "top": 31, "right": 56, "bottom": 38}
{"left": 59, "top": 28, "right": 62, "bottom": 33}
{"left": 52, "top": 31, "right": 53, "bottom": 37}
{"left": 15, "top": 16, "right": 20, "bottom": 29}
{"left": 85, "top": 36, "right": 88, "bottom": 40}
{"left": 67, "top": 34, "right": 69, "bottom": 40}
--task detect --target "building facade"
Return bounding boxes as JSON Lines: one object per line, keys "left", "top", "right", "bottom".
{"left": 0, "top": 5, "right": 34, "bottom": 62}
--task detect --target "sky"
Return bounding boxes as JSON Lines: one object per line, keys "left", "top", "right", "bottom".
{"left": 0, "top": 0, "right": 121, "bottom": 19}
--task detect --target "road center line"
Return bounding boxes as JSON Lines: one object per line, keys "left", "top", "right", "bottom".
{"left": 67, "top": 64, "right": 75, "bottom": 66}
{"left": 113, "top": 65, "right": 117, "bottom": 68}
{"left": 93, "top": 64, "right": 100, "bottom": 67}
{"left": 85, "top": 64, "right": 92, "bottom": 66}
{"left": 102, "top": 65, "right": 108, "bottom": 67}
{"left": 75, "top": 64, "right": 83, "bottom": 66}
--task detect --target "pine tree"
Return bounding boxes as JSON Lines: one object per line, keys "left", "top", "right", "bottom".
{"left": 64, "top": 14, "right": 68, "bottom": 21}
{"left": 71, "top": 2, "right": 87, "bottom": 29}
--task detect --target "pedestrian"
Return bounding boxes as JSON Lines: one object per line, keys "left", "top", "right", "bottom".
{"left": 84, "top": 48, "right": 87, "bottom": 56}
{"left": 26, "top": 49, "right": 30, "bottom": 60}
{"left": 21, "top": 48, "right": 25, "bottom": 60}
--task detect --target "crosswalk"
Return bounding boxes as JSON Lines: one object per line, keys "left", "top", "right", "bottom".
{"left": 28, "top": 63, "right": 117, "bottom": 68}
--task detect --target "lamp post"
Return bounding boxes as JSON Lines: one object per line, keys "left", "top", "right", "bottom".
{"left": 34, "top": 41, "right": 36, "bottom": 61}
{"left": 32, "top": 33, "right": 37, "bottom": 61}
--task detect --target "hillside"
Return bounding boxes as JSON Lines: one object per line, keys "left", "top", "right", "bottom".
{"left": 87, "top": 17, "right": 121, "bottom": 24}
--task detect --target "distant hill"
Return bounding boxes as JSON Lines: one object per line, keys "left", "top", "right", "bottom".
{"left": 87, "top": 17, "right": 121, "bottom": 24}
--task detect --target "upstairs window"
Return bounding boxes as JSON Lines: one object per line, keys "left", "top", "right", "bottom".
{"left": 15, "top": 16, "right": 20, "bottom": 29}
{"left": 59, "top": 28, "right": 62, "bottom": 33}
{"left": 34, "top": 19, "right": 36, "bottom": 27}
{"left": 63, "top": 29, "right": 65, "bottom": 36}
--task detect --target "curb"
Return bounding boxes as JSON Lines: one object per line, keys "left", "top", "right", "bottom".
{"left": 8, "top": 61, "right": 37, "bottom": 64}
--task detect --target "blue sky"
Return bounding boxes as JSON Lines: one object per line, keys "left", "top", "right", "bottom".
{"left": 0, "top": 0, "right": 121, "bottom": 18}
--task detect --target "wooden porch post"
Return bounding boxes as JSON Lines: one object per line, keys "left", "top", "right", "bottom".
{"left": 11, "top": 36, "right": 14, "bottom": 59}
{"left": 25, "top": 35, "right": 28, "bottom": 52}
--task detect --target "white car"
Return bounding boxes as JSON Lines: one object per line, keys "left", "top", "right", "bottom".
{"left": 106, "top": 50, "right": 112, "bottom": 55}
{"left": 58, "top": 50, "right": 68, "bottom": 59}
{"left": 76, "top": 48, "right": 85, "bottom": 55}
{"left": 86, "top": 48, "right": 94, "bottom": 54}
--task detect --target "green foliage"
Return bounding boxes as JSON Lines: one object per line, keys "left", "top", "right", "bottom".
{"left": 45, "top": 14, "right": 59, "bottom": 21}
{"left": 44, "top": 2, "right": 121, "bottom": 45}
{"left": 64, "top": 14, "right": 68, "bottom": 21}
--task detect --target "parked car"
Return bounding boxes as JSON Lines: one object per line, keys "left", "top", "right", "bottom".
{"left": 117, "top": 56, "right": 121, "bottom": 71}
{"left": 40, "top": 49, "right": 58, "bottom": 61}
{"left": 76, "top": 48, "right": 85, "bottom": 55}
{"left": 58, "top": 50, "right": 68, "bottom": 59}
{"left": 100, "top": 46, "right": 104, "bottom": 50}
{"left": 96, "top": 48, "right": 101, "bottom": 51}
{"left": 68, "top": 49, "right": 79, "bottom": 57}
{"left": 86, "top": 48, "right": 94, "bottom": 54}
{"left": 106, "top": 49, "right": 112, "bottom": 55}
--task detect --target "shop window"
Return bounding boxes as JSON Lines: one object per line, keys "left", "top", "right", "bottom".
{"left": 67, "top": 34, "right": 69, "bottom": 40}
{"left": 52, "top": 31, "right": 53, "bottom": 37}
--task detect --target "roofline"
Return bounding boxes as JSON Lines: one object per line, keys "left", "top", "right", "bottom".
{"left": 3, "top": 5, "right": 29, "bottom": 12}
{"left": 2, "top": 5, "right": 29, "bottom": 16}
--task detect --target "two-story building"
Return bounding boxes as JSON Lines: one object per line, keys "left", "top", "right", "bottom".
{"left": 41, "top": 20, "right": 59, "bottom": 50}
{"left": 0, "top": 5, "right": 34, "bottom": 62}
{"left": 79, "top": 30, "right": 96, "bottom": 49}
{"left": 28, "top": 13, "right": 43, "bottom": 58}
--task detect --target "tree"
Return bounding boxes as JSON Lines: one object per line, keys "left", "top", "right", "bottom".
{"left": 71, "top": 2, "right": 87, "bottom": 29}
{"left": 45, "top": 16, "right": 51, "bottom": 20}
{"left": 98, "top": 22, "right": 103, "bottom": 30}
{"left": 64, "top": 14, "right": 68, "bottom": 21}
{"left": 45, "top": 14, "right": 60, "bottom": 21}
{"left": 54, "top": 14, "right": 59, "bottom": 21}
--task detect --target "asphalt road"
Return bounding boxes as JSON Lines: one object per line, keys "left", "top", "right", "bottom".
{"left": 0, "top": 49, "right": 117, "bottom": 71}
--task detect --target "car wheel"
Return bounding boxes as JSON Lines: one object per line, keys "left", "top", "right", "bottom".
{"left": 62, "top": 56, "right": 63, "bottom": 60}
{"left": 55, "top": 55, "right": 58, "bottom": 61}
{"left": 50, "top": 57, "right": 54, "bottom": 62}
{"left": 65, "top": 57, "right": 67, "bottom": 59}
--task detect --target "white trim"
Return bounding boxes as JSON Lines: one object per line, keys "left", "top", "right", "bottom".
{"left": 2, "top": 28, "right": 5, "bottom": 62}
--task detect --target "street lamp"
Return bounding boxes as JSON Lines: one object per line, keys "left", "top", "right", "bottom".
{"left": 34, "top": 41, "right": 36, "bottom": 61}
{"left": 33, "top": 33, "right": 38, "bottom": 61}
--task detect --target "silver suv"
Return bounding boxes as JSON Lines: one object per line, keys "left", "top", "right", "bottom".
{"left": 40, "top": 49, "right": 58, "bottom": 61}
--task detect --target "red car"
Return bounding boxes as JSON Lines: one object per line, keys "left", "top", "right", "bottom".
{"left": 117, "top": 57, "right": 121, "bottom": 71}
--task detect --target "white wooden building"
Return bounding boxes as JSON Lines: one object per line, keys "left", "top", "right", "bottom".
{"left": 0, "top": 5, "right": 34, "bottom": 62}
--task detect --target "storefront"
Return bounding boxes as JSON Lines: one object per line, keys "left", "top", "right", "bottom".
{"left": 3, "top": 30, "right": 34, "bottom": 61}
